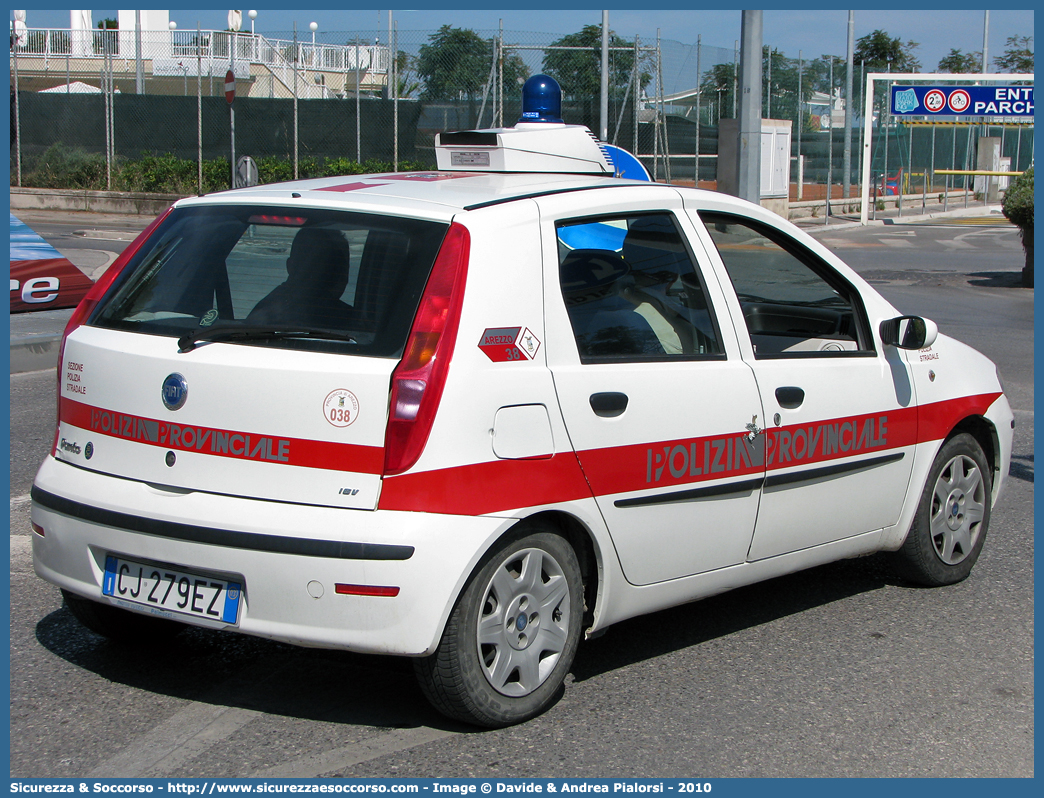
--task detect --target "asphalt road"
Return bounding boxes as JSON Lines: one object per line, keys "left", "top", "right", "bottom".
{"left": 9, "top": 212, "right": 1033, "bottom": 778}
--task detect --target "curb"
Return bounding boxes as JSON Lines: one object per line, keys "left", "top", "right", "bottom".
{"left": 799, "top": 204, "right": 1005, "bottom": 235}
{"left": 11, "top": 334, "right": 62, "bottom": 374}
{"left": 11, "top": 186, "right": 184, "bottom": 217}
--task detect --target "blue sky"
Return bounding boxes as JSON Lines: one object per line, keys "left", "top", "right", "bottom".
{"left": 14, "top": 6, "right": 1035, "bottom": 73}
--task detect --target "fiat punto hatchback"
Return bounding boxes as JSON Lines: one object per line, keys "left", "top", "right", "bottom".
{"left": 32, "top": 98, "right": 1013, "bottom": 728}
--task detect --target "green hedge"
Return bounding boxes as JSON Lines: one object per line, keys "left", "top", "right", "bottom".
{"left": 16, "top": 144, "right": 427, "bottom": 194}
{"left": 1002, "top": 166, "right": 1034, "bottom": 230}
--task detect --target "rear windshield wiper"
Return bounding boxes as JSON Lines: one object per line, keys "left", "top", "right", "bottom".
{"left": 178, "top": 325, "right": 357, "bottom": 353}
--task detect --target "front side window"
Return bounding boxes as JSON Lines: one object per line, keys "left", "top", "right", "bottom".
{"left": 699, "top": 212, "right": 873, "bottom": 358}
{"left": 556, "top": 212, "right": 723, "bottom": 363}
{"left": 92, "top": 205, "right": 448, "bottom": 357}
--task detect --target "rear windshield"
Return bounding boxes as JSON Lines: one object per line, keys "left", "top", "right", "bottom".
{"left": 91, "top": 205, "right": 449, "bottom": 357}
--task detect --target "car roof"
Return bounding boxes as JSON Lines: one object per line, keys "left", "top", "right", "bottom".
{"left": 175, "top": 171, "right": 709, "bottom": 219}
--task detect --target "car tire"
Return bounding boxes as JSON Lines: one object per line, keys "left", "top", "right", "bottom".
{"left": 892, "top": 433, "right": 992, "bottom": 586}
{"left": 62, "top": 589, "right": 185, "bottom": 643}
{"left": 414, "top": 525, "right": 583, "bottom": 728}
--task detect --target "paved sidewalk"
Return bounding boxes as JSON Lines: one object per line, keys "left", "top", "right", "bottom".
{"left": 8, "top": 200, "right": 1010, "bottom": 374}
{"left": 794, "top": 199, "right": 1006, "bottom": 234}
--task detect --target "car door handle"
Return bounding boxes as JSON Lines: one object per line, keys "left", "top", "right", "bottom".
{"left": 775, "top": 386, "right": 805, "bottom": 409}
{"left": 590, "top": 392, "right": 629, "bottom": 418}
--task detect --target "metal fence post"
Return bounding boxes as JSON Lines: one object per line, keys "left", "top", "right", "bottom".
{"left": 633, "top": 37, "right": 639, "bottom": 157}
{"left": 293, "top": 23, "right": 299, "bottom": 179}
{"left": 825, "top": 56, "right": 834, "bottom": 223}
{"left": 198, "top": 23, "right": 203, "bottom": 194}
{"left": 695, "top": 34, "right": 701, "bottom": 186}
{"left": 355, "top": 35, "right": 361, "bottom": 164}
{"left": 12, "top": 37, "right": 22, "bottom": 187}
{"left": 393, "top": 21, "right": 398, "bottom": 171}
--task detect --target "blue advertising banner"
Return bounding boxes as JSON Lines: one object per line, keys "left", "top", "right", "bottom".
{"left": 890, "top": 85, "right": 1033, "bottom": 117}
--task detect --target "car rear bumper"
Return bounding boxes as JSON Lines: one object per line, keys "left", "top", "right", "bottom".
{"left": 31, "top": 456, "right": 511, "bottom": 656}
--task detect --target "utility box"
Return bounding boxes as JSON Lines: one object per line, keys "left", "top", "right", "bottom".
{"left": 717, "top": 118, "right": 792, "bottom": 217}
{"left": 975, "top": 138, "right": 1005, "bottom": 203}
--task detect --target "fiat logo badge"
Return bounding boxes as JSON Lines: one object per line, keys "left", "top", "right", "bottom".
{"left": 161, "top": 373, "right": 188, "bottom": 411}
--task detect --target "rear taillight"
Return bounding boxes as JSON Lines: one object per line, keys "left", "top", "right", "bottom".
{"left": 52, "top": 206, "right": 175, "bottom": 456}
{"left": 383, "top": 222, "right": 470, "bottom": 475}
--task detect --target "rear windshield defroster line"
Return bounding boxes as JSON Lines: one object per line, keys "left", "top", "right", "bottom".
{"left": 31, "top": 487, "right": 414, "bottom": 561}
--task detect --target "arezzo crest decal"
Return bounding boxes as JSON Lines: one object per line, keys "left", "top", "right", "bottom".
{"left": 478, "top": 327, "right": 541, "bottom": 362}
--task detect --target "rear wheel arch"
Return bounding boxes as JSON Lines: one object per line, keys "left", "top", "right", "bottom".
{"left": 518, "top": 510, "right": 601, "bottom": 631}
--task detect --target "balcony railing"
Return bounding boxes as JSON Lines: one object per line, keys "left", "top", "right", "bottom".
{"left": 11, "top": 27, "right": 389, "bottom": 77}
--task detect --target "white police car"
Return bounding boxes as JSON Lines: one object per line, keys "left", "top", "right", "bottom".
{"left": 32, "top": 76, "right": 1013, "bottom": 727}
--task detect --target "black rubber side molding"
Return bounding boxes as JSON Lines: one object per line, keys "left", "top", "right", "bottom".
{"left": 764, "top": 452, "right": 905, "bottom": 489}
{"left": 616, "top": 477, "right": 764, "bottom": 508}
{"left": 30, "top": 486, "right": 414, "bottom": 561}
{"left": 615, "top": 452, "right": 905, "bottom": 508}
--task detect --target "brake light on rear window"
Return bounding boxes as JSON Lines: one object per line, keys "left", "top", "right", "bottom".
{"left": 52, "top": 207, "right": 174, "bottom": 456}
{"left": 246, "top": 215, "right": 307, "bottom": 226}
{"left": 383, "top": 222, "right": 470, "bottom": 475}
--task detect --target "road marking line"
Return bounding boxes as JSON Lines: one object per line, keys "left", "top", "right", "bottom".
{"left": 11, "top": 535, "right": 33, "bottom": 574}
{"left": 11, "top": 494, "right": 32, "bottom": 509}
{"left": 248, "top": 726, "right": 458, "bottom": 778}
{"left": 88, "top": 703, "right": 264, "bottom": 778}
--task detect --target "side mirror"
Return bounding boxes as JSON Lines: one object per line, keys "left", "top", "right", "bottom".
{"left": 880, "top": 316, "right": 939, "bottom": 350}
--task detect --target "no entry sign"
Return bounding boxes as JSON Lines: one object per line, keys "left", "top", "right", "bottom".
{"left": 225, "top": 69, "right": 236, "bottom": 104}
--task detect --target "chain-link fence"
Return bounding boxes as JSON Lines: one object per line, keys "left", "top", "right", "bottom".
{"left": 10, "top": 25, "right": 1034, "bottom": 201}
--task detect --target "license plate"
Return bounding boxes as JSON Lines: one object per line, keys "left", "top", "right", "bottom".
{"left": 102, "top": 555, "right": 241, "bottom": 624}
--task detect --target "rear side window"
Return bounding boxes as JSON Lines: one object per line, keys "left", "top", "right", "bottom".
{"left": 92, "top": 205, "right": 448, "bottom": 357}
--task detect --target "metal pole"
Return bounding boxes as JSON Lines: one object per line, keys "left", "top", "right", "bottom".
{"left": 965, "top": 125, "right": 972, "bottom": 208}
{"left": 903, "top": 119, "right": 912, "bottom": 216}
{"left": 393, "top": 21, "right": 399, "bottom": 171}
{"left": 198, "top": 23, "right": 203, "bottom": 194}
{"left": 13, "top": 38, "right": 21, "bottom": 187}
{"left": 766, "top": 44, "right": 771, "bottom": 119}
{"left": 883, "top": 62, "right": 890, "bottom": 209}
{"left": 826, "top": 56, "right": 834, "bottom": 222}
{"left": 732, "top": 40, "right": 738, "bottom": 118}
{"left": 737, "top": 11, "right": 762, "bottom": 203}
{"left": 293, "top": 23, "right": 298, "bottom": 179}
{"left": 981, "top": 11, "right": 989, "bottom": 73}
{"left": 860, "top": 73, "right": 875, "bottom": 224}
{"left": 695, "top": 34, "right": 701, "bottom": 186}
{"left": 928, "top": 122, "right": 936, "bottom": 210}
{"left": 657, "top": 33, "right": 670, "bottom": 183}
{"left": 921, "top": 164, "right": 927, "bottom": 212}
{"left": 103, "top": 49, "right": 110, "bottom": 190}
{"left": 633, "top": 36, "right": 639, "bottom": 156}
{"left": 600, "top": 10, "right": 609, "bottom": 142}
{"left": 355, "top": 35, "right": 361, "bottom": 164}
{"left": 135, "top": 10, "right": 143, "bottom": 94}
{"left": 796, "top": 50, "right": 802, "bottom": 200}
{"left": 498, "top": 20, "right": 503, "bottom": 128}
{"left": 897, "top": 122, "right": 904, "bottom": 218}
{"left": 857, "top": 59, "right": 864, "bottom": 190}
{"left": 843, "top": 10, "right": 854, "bottom": 198}
{"left": 230, "top": 23, "right": 236, "bottom": 189}
{"left": 230, "top": 101, "right": 236, "bottom": 189}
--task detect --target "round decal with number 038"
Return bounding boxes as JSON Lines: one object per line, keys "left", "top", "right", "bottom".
{"left": 323, "top": 389, "right": 360, "bottom": 427}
